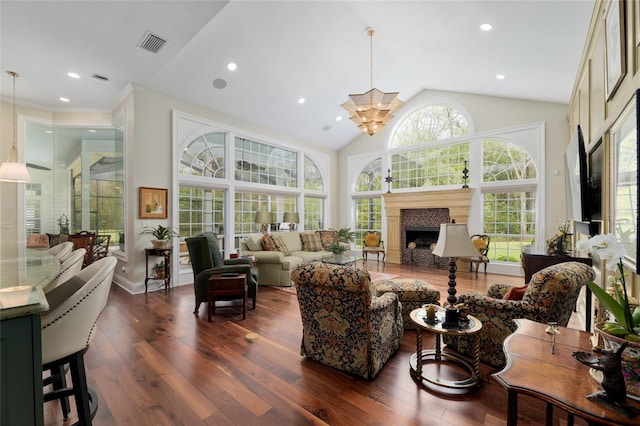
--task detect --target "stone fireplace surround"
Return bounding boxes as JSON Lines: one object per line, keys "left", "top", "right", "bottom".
{"left": 382, "top": 188, "right": 473, "bottom": 264}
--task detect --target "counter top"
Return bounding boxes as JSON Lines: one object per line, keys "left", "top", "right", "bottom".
{"left": 0, "top": 249, "right": 57, "bottom": 320}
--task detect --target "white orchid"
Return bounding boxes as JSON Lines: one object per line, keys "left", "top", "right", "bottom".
{"left": 577, "top": 233, "right": 638, "bottom": 336}
{"left": 576, "top": 233, "right": 626, "bottom": 271}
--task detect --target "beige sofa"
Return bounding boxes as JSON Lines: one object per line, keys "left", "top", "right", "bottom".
{"left": 239, "top": 231, "right": 349, "bottom": 286}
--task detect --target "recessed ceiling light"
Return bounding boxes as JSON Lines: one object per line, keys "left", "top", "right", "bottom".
{"left": 227, "top": 62, "right": 237, "bottom": 71}
{"left": 212, "top": 78, "right": 227, "bottom": 89}
{"left": 496, "top": 74, "right": 506, "bottom": 80}
{"left": 67, "top": 72, "right": 80, "bottom": 79}
{"left": 336, "top": 116, "right": 343, "bottom": 121}
{"left": 298, "top": 98, "right": 306, "bottom": 104}
{"left": 59, "top": 97, "right": 70, "bottom": 102}
{"left": 480, "top": 24, "right": 493, "bottom": 31}
{"left": 45, "top": 130, "right": 53, "bottom": 134}
{"left": 88, "top": 129, "right": 96, "bottom": 133}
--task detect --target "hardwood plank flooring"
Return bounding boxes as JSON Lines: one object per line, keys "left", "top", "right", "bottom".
{"left": 44, "top": 261, "right": 586, "bottom": 425}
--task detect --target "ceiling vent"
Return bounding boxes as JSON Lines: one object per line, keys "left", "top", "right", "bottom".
{"left": 137, "top": 31, "right": 167, "bottom": 54}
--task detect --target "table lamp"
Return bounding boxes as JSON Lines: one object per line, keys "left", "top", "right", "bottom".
{"left": 431, "top": 222, "right": 479, "bottom": 327}
{"left": 283, "top": 212, "right": 299, "bottom": 231}
{"left": 254, "top": 211, "right": 273, "bottom": 234}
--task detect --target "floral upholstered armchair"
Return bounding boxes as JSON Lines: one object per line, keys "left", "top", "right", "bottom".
{"left": 291, "top": 262, "right": 403, "bottom": 379}
{"left": 443, "top": 261, "right": 595, "bottom": 367}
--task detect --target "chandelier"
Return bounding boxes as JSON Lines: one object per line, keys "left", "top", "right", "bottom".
{"left": 341, "top": 29, "right": 403, "bottom": 136}
{"left": 0, "top": 71, "right": 31, "bottom": 183}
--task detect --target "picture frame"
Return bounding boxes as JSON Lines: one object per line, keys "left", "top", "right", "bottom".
{"left": 611, "top": 89, "right": 639, "bottom": 273}
{"left": 604, "top": 0, "right": 626, "bottom": 100}
{"left": 139, "top": 187, "right": 168, "bottom": 219}
{"left": 636, "top": 0, "right": 640, "bottom": 47}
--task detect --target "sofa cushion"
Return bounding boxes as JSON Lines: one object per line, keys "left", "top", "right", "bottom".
{"left": 245, "top": 235, "right": 263, "bottom": 251}
{"left": 300, "top": 232, "right": 323, "bottom": 252}
{"left": 316, "top": 230, "right": 338, "bottom": 250}
{"left": 261, "top": 234, "right": 278, "bottom": 251}
{"left": 276, "top": 231, "right": 303, "bottom": 252}
{"left": 272, "top": 235, "right": 291, "bottom": 256}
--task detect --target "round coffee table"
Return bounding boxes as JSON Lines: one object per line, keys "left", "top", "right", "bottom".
{"left": 409, "top": 306, "right": 483, "bottom": 390}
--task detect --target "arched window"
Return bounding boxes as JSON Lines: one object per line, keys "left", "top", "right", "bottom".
{"left": 482, "top": 138, "right": 538, "bottom": 263}
{"left": 179, "top": 132, "right": 225, "bottom": 178}
{"left": 483, "top": 139, "right": 537, "bottom": 181}
{"left": 355, "top": 158, "right": 382, "bottom": 192}
{"left": 391, "top": 104, "right": 469, "bottom": 148}
{"left": 304, "top": 156, "right": 324, "bottom": 190}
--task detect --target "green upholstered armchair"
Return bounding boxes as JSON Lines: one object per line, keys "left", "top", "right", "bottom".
{"left": 185, "top": 232, "right": 257, "bottom": 315}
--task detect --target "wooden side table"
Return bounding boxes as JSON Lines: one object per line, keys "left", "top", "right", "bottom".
{"left": 207, "top": 273, "right": 247, "bottom": 321}
{"left": 409, "top": 307, "right": 483, "bottom": 390}
{"left": 144, "top": 247, "right": 172, "bottom": 293}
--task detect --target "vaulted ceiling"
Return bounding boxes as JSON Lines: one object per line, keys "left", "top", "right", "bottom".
{"left": 1, "top": 1, "right": 594, "bottom": 150}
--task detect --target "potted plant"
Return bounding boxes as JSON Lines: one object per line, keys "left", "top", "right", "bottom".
{"left": 327, "top": 242, "right": 347, "bottom": 261}
{"left": 153, "top": 261, "right": 165, "bottom": 279}
{"left": 140, "top": 225, "right": 180, "bottom": 249}
{"left": 577, "top": 233, "right": 640, "bottom": 397}
{"left": 331, "top": 227, "right": 356, "bottom": 244}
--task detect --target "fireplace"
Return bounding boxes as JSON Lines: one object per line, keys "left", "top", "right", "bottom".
{"left": 405, "top": 227, "right": 440, "bottom": 249}
{"left": 382, "top": 188, "right": 473, "bottom": 264}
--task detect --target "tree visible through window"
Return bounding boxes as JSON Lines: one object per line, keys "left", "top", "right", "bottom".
{"left": 391, "top": 104, "right": 468, "bottom": 148}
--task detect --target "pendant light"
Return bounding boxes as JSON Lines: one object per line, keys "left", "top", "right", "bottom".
{"left": 0, "top": 71, "right": 31, "bottom": 183}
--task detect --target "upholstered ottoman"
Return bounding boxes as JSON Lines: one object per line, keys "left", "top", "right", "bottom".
{"left": 373, "top": 279, "right": 440, "bottom": 329}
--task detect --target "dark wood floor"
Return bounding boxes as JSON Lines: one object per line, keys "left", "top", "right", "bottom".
{"left": 44, "top": 261, "right": 585, "bottom": 425}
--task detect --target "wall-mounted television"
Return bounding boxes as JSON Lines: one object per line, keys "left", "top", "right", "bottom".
{"left": 565, "top": 125, "right": 589, "bottom": 222}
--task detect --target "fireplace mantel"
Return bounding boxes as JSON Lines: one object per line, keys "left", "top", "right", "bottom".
{"left": 383, "top": 188, "right": 473, "bottom": 264}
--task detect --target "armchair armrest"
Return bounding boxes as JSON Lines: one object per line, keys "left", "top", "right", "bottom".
{"left": 457, "top": 293, "right": 548, "bottom": 327}
{"left": 224, "top": 258, "right": 252, "bottom": 266}
{"left": 487, "top": 283, "right": 514, "bottom": 299}
{"left": 242, "top": 250, "right": 284, "bottom": 264}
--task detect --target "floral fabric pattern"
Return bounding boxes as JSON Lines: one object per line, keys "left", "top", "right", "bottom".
{"left": 261, "top": 234, "right": 278, "bottom": 251}
{"left": 372, "top": 278, "right": 440, "bottom": 329}
{"left": 316, "top": 230, "right": 339, "bottom": 250}
{"left": 300, "top": 232, "right": 324, "bottom": 252}
{"left": 291, "top": 262, "right": 403, "bottom": 379}
{"left": 444, "top": 261, "right": 595, "bottom": 367}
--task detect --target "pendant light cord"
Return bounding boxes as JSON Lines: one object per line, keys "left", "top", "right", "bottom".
{"left": 368, "top": 29, "right": 375, "bottom": 107}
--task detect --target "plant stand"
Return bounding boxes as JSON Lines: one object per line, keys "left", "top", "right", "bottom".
{"left": 145, "top": 247, "right": 172, "bottom": 293}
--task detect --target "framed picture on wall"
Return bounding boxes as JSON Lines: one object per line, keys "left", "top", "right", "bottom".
{"left": 611, "top": 89, "right": 639, "bottom": 273}
{"left": 139, "top": 187, "right": 168, "bottom": 219}
{"left": 636, "top": 0, "right": 640, "bottom": 47}
{"left": 605, "top": 0, "right": 626, "bottom": 100}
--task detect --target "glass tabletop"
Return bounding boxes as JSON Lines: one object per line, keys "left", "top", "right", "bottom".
{"left": 321, "top": 255, "right": 364, "bottom": 266}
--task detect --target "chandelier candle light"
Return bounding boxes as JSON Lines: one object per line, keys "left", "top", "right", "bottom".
{"left": 0, "top": 71, "right": 31, "bottom": 183}
{"left": 341, "top": 29, "right": 403, "bottom": 136}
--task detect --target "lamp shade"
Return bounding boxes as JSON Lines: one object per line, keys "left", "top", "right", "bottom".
{"left": 0, "top": 160, "right": 31, "bottom": 183}
{"left": 431, "top": 223, "right": 479, "bottom": 258}
{"left": 282, "top": 212, "right": 299, "bottom": 223}
{"left": 254, "top": 211, "right": 273, "bottom": 224}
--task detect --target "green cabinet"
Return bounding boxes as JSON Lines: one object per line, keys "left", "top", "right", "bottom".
{"left": 0, "top": 314, "right": 43, "bottom": 426}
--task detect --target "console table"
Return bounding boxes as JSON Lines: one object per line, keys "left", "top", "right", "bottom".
{"left": 144, "top": 247, "right": 172, "bottom": 293}
{"left": 493, "top": 319, "right": 640, "bottom": 425}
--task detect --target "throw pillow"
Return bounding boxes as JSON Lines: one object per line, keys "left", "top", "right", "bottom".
{"left": 316, "top": 230, "right": 338, "bottom": 250}
{"left": 272, "top": 235, "right": 291, "bottom": 256}
{"left": 300, "top": 232, "right": 324, "bottom": 252}
{"left": 364, "top": 233, "right": 380, "bottom": 247}
{"left": 503, "top": 285, "right": 528, "bottom": 301}
{"left": 261, "top": 234, "right": 278, "bottom": 251}
{"left": 245, "top": 236, "right": 262, "bottom": 251}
